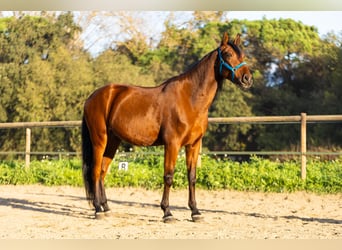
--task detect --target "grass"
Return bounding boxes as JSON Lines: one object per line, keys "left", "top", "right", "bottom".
{"left": 0, "top": 155, "right": 341, "bottom": 193}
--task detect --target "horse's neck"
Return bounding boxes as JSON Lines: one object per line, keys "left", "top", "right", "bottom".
{"left": 187, "top": 50, "right": 219, "bottom": 111}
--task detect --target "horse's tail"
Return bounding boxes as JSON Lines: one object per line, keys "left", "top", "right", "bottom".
{"left": 81, "top": 116, "right": 94, "bottom": 206}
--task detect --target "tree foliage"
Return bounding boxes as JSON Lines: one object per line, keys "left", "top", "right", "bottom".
{"left": 0, "top": 12, "right": 341, "bottom": 158}
{"left": 0, "top": 13, "right": 92, "bottom": 153}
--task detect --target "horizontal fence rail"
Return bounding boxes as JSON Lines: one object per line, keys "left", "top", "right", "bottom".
{"left": 1, "top": 114, "right": 340, "bottom": 129}
{"left": 0, "top": 113, "right": 341, "bottom": 179}
{"left": 208, "top": 114, "right": 342, "bottom": 124}
{"left": 0, "top": 120, "right": 82, "bottom": 129}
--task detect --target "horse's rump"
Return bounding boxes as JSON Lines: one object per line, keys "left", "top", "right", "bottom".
{"left": 84, "top": 84, "right": 163, "bottom": 146}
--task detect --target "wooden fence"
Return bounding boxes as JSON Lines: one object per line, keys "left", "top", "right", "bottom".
{"left": 0, "top": 113, "right": 341, "bottom": 179}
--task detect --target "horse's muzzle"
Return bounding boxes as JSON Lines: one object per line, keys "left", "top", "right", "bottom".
{"left": 240, "top": 74, "right": 253, "bottom": 89}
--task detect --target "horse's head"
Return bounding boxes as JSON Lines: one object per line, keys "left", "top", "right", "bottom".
{"left": 217, "top": 32, "right": 253, "bottom": 89}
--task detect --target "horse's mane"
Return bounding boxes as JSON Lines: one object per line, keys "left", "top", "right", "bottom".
{"left": 160, "top": 40, "right": 241, "bottom": 92}
{"left": 160, "top": 49, "right": 224, "bottom": 92}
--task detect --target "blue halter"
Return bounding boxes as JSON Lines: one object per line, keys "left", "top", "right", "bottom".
{"left": 217, "top": 48, "right": 247, "bottom": 80}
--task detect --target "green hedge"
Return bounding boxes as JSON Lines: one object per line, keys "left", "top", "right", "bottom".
{"left": 0, "top": 155, "right": 341, "bottom": 193}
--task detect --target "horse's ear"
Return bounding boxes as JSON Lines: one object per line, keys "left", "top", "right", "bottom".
{"left": 233, "top": 34, "right": 241, "bottom": 46}
{"left": 221, "top": 32, "right": 229, "bottom": 45}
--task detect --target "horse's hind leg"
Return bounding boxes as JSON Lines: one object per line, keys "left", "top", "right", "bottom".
{"left": 91, "top": 143, "right": 106, "bottom": 217}
{"left": 97, "top": 135, "right": 121, "bottom": 218}
{"left": 90, "top": 130, "right": 116, "bottom": 219}
{"left": 98, "top": 157, "right": 112, "bottom": 215}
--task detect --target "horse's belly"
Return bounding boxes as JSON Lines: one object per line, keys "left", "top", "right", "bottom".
{"left": 114, "top": 121, "right": 160, "bottom": 146}
{"left": 110, "top": 109, "right": 161, "bottom": 146}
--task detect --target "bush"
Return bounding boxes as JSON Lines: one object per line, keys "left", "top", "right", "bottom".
{"left": 0, "top": 155, "right": 341, "bottom": 193}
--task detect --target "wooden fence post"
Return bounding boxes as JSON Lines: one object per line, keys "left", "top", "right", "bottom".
{"left": 25, "top": 128, "right": 31, "bottom": 169}
{"left": 300, "top": 113, "right": 307, "bottom": 180}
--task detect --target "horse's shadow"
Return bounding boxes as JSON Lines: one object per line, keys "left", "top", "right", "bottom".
{"left": 109, "top": 199, "right": 342, "bottom": 225}
{"left": 0, "top": 192, "right": 341, "bottom": 225}
{"left": 225, "top": 211, "right": 342, "bottom": 225}
{"left": 0, "top": 194, "right": 91, "bottom": 219}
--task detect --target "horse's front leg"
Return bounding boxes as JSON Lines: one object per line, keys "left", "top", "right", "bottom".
{"left": 160, "top": 142, "right": 180, "bottom": 223}
{"left": 185, "top": 139, "right": 203, "bottom": 222}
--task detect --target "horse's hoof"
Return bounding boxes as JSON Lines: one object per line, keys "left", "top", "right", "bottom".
{"left": 191, "top": 214, "right": 204, "bottom": 222}
{"left": 163, "top": 215, "right": 176, "bottom": 223}
{"left": 95, "top": 212, "right": 106, "bottom": 220}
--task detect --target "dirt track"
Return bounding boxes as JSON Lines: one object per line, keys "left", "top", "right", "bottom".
{"left": 0, "top": 185, "right": 341, "bottom": 239}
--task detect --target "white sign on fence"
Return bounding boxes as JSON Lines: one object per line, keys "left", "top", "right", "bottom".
{"left": 118, "top": 161, "right": 128, "bottom": 171}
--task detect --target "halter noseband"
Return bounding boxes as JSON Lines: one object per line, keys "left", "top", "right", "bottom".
{"left": 217, "top": 48, "right": 247, "bottom": 80}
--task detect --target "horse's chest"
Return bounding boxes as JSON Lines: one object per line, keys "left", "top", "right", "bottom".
{"left": 183, "top": 117, "right": 208, "bottom": 144}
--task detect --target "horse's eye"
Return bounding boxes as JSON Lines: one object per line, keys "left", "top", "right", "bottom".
{"left": 225, "top": 52, "right": 232, "bottom": 58}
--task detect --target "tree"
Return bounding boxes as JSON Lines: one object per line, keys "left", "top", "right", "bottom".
{"left": 0, "top": 12, "right": 93, "bottom": 155}
{"left": 225, "top": 18, "right": 342, "bottom": 151}
{"left": 92, "top": 49, "right": 156, "bottom": 87}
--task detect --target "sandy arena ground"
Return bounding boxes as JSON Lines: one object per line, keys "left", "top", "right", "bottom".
{"left": 0, "top": 185, "right": 341, "bottom": 239}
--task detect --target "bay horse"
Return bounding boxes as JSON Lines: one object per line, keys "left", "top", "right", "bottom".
{"left": 82, "top": 32, "right": 253, "bottom": 222}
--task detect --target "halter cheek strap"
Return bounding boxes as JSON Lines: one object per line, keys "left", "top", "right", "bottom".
{"left": 217, "top": 48, "right": 247, "bottom": 80}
